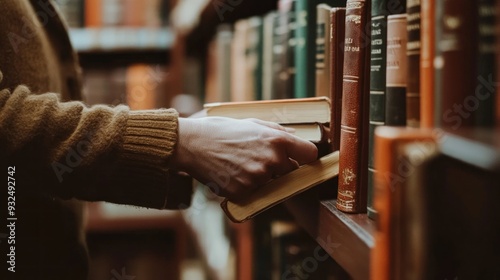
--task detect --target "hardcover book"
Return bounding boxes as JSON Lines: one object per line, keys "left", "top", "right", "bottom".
{"left": 368, "top": 0, "right": 389, "bottom": 219}
{"left": 221, "top": 152, "right": 340, "bottom": 222}
{"left": 204, "top": 97, "right": 331, "bottom": 124}
{"left": 329, "top": 7, "right": 346, "bottom": 152}
{"left": 420, "top": 0, "right": 435, "bottom": 128}
{"left": 336, "top": 0, "right": 371, "bottom": 213}
{"left": 386, "top": 13, "right": 408, "bottom": 126}
{"left": 315, "top": 4, "right": 333, "bottom": 97}
{"left": 406, "top": 0, "right": 421, "bottom": 128}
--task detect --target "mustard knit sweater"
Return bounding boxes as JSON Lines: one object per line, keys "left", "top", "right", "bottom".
{"left": 0, "top": 1, "right": 191, "bottom": 278}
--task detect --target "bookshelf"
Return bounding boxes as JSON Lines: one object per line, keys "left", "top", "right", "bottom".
{"left": 284, "top": 188, "right": 374, "bottom": 280}
{"left": 169, "top": 0, "right": 500, "bottom": 279}
{"left": 69, "top": 28, "right": 173, "bottom": 67}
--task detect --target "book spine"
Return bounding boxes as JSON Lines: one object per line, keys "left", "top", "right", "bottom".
{"left": 231, "top": 19, "right": 249, "bottom": 102}
{"left": 274, "top": 2, "right": 288, "bottom": 99}
{"left": 295, "top": 0, "right": 316, "bottom": 98}
{"left": 420, "top": 0, "right": 434, "bottom": 128}
{"left": 406, "top": 0, "right": 421, "bottom": 128}
{"left": 434, "top": 0, "right": 478, "bottom": 128}
{"left": 370, "top": 127, "right": 435, "bottom": 280}
{"left": 316, "top": 4, "right": 332, "bottom": 97}
{"left": 337, "top": 0, "right": 371, "bottom": 213}
{"left": 329, "top": 8, "right": 346, "bottom": 152}
{"left": 400, "top": 142, "right": 437, "bottom": 280}
{"left": 476, "top": 0, "right": 496, "bottom": 127}
{"left": 386, "top": 14, "right": 408, "bottom": 126}
{"left": 85, "top": 0, "right": 102, "bottom": 27}
{"left": 246, "top": 17, "right": 264, "bottom": 101}
{"left": 368, "top": 0, "right": 389, "bottom": 220}
{"left": 263, "top": 12, "right": 277, "bottom": 100}
{"left": 216, "top": 25, "right": 233, "bottom": 102}
{"left": 276, "top": 0, "right": 296, "bottom": 99}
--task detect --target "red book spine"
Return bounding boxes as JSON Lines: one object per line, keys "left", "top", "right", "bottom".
{"left": 337, "top": 0, "right": 371, "bottom": 213}
{"left": 329, "top": 7, "right": 346, "bottom": 152}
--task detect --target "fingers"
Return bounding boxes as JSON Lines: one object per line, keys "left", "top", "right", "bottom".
{"left": 272, "top": 157, "right": 300, "bottom": 178}
{"left": 283, "top": 134, "right": 318, "bottom": 165}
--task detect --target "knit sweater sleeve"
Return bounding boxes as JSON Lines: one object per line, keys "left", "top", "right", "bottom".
{"left": 0, "top": 85, "right": 192, "bottom": 209}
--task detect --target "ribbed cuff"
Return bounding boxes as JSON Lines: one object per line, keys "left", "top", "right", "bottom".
{"left": 120, "top": 109, "right": 179, "bottom": 170}
{"left": 110, "top": 109, "right": 192, "bottom": 209}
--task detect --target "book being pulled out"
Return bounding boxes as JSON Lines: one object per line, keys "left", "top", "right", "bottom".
{"left": 204, "top": 97, "right": 339, "bottom": 222}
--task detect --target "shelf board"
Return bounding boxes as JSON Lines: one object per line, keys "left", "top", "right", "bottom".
{"left": 69, "top": 27, "right": 174, "bottom": 52}
{"left": 284, "top": 189, "right": 374, "bottom": 280}
{"left": 85, "top": 202, "right": 185, "bottom": 232}
{"left": 77, "top": 49, "right": 170, "bottom": 68}
{"left": 69, "top": 28, "right": 173, "bottom": 67}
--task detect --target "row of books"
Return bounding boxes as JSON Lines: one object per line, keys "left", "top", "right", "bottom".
{"left": 54, "top": 0, "right": 169, "bottom": 28}
{"left": 205, "top": 0, "right": 500, "bottom": 217}
{"left": 82, "top": 65, "right": 170, "bottom": 110}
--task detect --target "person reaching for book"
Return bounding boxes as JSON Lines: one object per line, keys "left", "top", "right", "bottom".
{"left": 0, "top": 1, "right": 317, "bottom": 278}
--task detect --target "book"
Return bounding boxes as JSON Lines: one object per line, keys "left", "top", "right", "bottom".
{"left": 434, "top": 0, "right": 478, "bottom": 128}
{"left": 371, "top": 127, "right": 436, "bottom": 280}
{"left": 295, "top": 0, "right": 346, "bottom": 98}
{"left": 406, "top": 0, "right": 421, "bottom": 128}
{"left": 385, "top": 13, "right": 408, "bottom": 126}
{"left": 399, "top": 141, "right": 438, "bottom": 280}
{"left": 54, "top": 0, "right": 84, "bottom": 27}
{"left": 204, "top": 37, "right": 218, "bottom": 103}
{"left": 420, "top": 0, "right": 435, "bottom": 128}
{"left": 368, "top": 0, "right": 389, "bottom": 220}
{"left": 231, "top": 19, "right": 250, "bottom": 101}
{"left": 336, "top": 0, "right": 371, "bottom": 213}
{"left": 401, "top": 130, "right": 500, "bottom": 278}
{"left": 262, "top": 12, "right": 278, "bottom": 100}
{"left": 329, "top": 7, "right": 346, "bottom": 152}
{"left": 294, "top": 0, "right": 319, "bottom": 98}
{"left": 216, "top": 24, "right": 233, "bottom": 102}
{"left": 204, "top": 97, "right": 331, "bottom": 124}
{"left": 246, "top": 17, "right": 264, "bottom": 101}
{"left": 85, "top": 0, "right": 102, "bottom": 27}
{"left": 221, "top": 151, "right": 340, "bottom": 222}
{"left": 476, "top": 0, "right": 496, "bottom": 127}
{"left": 315, "top": 4, "right": 333, "bottom": 97}
{"left": 281, "top": 123, "right": 328, "bottom": 142}
{"left": 276, "top": 0, "right": 297, "bottom": 99}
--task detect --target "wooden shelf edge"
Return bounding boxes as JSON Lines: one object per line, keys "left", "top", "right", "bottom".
{"left": 283, "top": 189, "right": 375, "bottom": 280}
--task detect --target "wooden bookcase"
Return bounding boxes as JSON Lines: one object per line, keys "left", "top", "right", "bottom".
{"left": 168, "top": 1, "right": 500, "bottom": 279}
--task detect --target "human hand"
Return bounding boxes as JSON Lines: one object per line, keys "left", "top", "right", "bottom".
{"left": 170, "top": 117, "right": 318, "bottom": 200}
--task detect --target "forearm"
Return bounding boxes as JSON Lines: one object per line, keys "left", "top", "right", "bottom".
{"left": 0, "top": 85, "right": 191, "bottom": 209}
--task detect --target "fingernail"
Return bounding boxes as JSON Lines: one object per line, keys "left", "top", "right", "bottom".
{"left": 284, "top": 127, "right": 296, "bottom": 133}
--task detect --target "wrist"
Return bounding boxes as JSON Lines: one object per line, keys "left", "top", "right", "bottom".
{"left": 170, "top": 117, "right": 198, "bottom": 172}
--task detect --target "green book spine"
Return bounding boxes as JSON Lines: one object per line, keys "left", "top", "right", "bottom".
{"left": 294, "top": 0, "right": 315, "bottom": 98}
{"left": 295, "top": 0, "right": 346, "bottom": 98}
{"left": 368, "top": 0, "right": 389, "bottom": 220}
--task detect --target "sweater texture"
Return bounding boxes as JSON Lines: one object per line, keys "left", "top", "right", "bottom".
{"left": 0, "top": 1, "right": 192, "bottom": 278}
